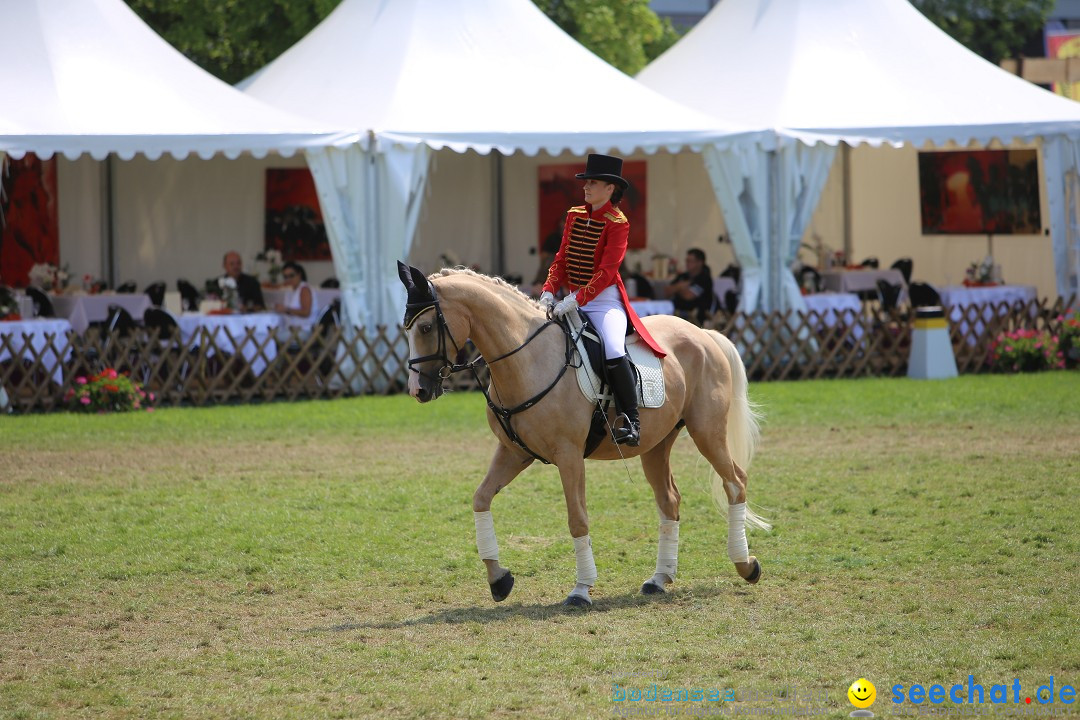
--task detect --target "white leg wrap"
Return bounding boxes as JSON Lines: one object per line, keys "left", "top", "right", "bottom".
{"left": 574, "top": 534, "right": 597, "bottom": 586}
{"left": 727, "top": 503, "right": 750, "bottom": 564}
{"left": 655, "top": 519, "right": 679, "bottom": 580}
{"left": 474, "top": 511, "right": 499, "bottom": 561}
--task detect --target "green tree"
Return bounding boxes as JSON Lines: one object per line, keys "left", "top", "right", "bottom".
{"left": 125, "top": 0, "right": 679, "bottom": 83}
{"left": 124, "top": 0, "right": 341, "bottom": 85}
{"left": 912, "top": 0, "right": 1055, "bottom": 64}
{"left": 531, "top": 0, "right": 681, "bottom": 75}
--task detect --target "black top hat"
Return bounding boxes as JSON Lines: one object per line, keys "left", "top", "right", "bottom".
{"left": 576, "top": 154, "right": 629, "bottom": 190}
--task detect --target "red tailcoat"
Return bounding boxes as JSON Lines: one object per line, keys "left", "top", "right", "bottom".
{"left": 543, "top": 201, "right": 665, "bottom": 357}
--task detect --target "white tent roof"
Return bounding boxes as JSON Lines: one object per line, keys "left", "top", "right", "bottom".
{"left": 0, "top": 0, "right": 345, "bottom": 161}
{"left": 240, "top": 0, "right": 770, "bottom": 155}
{"left": 637, "top": 0, "right": 1080, "bottom": 146}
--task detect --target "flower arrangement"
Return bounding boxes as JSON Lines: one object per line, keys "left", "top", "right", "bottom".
{"left": 214, "top": 276, "right": 239, "bottom": 311}
{"left": 1057, "top": 308, "right": 1080, "bottom": 368}
{"left": 988, "top": 329, "right": 1064, "bottom": 373}
{"left": 65, "top": 368, "right": 154, "bottom": 413}
{"left": 964, "top": 255, "right": 997, "bottom": 286}
{"left": 256, "top": 249, "right": 284, "bottom": 284}
{"left": 28, "top": 262, "right": 70, "bottom": 291}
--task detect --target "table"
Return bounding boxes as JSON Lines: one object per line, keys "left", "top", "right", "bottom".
{"left": 939, "top": 285, "right": 1038, "bottom": 342}
{"left": 630, "top": 299, "right": 675, "bottom": 317}
{"left": 803, "top": 292, "right": 864, "bottom": 339}
{"left": 712, "top": 277, "right": 738, "bottom": 307}
{"left": 821, "top": 268, "right": 906, "bottom": 295}
{"left": 50, "top": 293, "right": 152, "bottom": 334}
{"left": 0, "top": 318, "right": 73, "bottom": 384}
{"left": 176, "top": 313, "right": 284, "bottom": 376}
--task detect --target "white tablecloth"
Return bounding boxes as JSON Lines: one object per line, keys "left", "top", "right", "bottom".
{"left": 803, "top": 292, "right": 865, "bottom": 339}
{"left": 712, "top": 277, "right": 738, "bottom": 305}
{"left": 262, "top": 287, "right": 341, "bottom": 314}
{"left": 50, "top": 293, "right": 152, "bottom": 334}
{"left": 0, "top": 318, "right": 73, "bottom": 384}
{"left": 939, "top": 285, "right": 1038, "bottom": 341}
{"left": 821, "top": 268, "right": 906, "bottom": 294}
{"left": 177, "top": 313, "right": 284, "bottom": 376}
{"left": 630, "top": 299, "right": 675, "bottom": 317}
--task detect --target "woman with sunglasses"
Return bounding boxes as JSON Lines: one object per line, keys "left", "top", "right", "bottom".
{"left": 273, "top": 261, "right": 317, "bottom": 326}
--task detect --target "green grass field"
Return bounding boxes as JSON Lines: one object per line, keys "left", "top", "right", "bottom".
{"left": 1, "top": 374, "right": 1078, "bottom": 719}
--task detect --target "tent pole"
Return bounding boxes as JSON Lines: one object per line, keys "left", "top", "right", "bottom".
{"left": 767, "top": 149, "right": 780, "bottom": 311}
{"left": 103, "top": 154, "right": 117, "bottom": 288}
{"left": 492, "top": 152, "right": 505, "bottom": 276}
{"left": 842, "top": 143, "right": 852, "bottom": 262}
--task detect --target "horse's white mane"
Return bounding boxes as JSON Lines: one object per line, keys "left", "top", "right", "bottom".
{"left": 431, "top": 267, "right": 544, "bottom": 310}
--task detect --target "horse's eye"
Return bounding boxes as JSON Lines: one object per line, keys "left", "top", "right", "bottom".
{"left": 420, "top": 323, "right": 432, "bottom": 335}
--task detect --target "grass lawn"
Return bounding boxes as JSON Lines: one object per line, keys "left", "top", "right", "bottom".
{"left": 1, "top": 373, "right": 1078, "bottom": 719}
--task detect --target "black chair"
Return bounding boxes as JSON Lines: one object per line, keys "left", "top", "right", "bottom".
{"left": 105, "top": 305, "right": 137, "bottom": 335}
{"left": 144, "top": 281, "right": 166, "bottom": 307}
{"left": 909, "top": 281, "right": 942, "bottom": 308}
{"left": 320, "top": 277, "right": 340, "bottom": 289}
{"left": 143, "top": 307, "right": 179, "bottom": 336}
{"left": 723, "top": 289, "right": 739, "bottom": 314}
{"left": 25, "top": 286, "right": 55, "bottom": 318}
{"left": 318, "top": 299, "right": 342, "bottom": 330}
{"left": 720, "top": 264, "right": 741, "bottom": 285}
{"left": 860, "top": 257, "right": 880, "bottom": 269}
{"left": 177, "top": 279, "right": 200, "bottom": 312}
{"left": 876, "top": 279, "right": 902, "bottom": 312}
{"left": 890, "top": 257, "right": 913, "bottom": 285}
{"left": 116, "top": 281, "right": 137, "bottom": 294}
{"left": 798, "top": 266, "right": 822, "bottom": 293}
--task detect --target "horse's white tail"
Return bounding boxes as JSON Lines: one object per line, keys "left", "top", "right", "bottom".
{"left": 705, "top": 330, "right": 771, "bottom": 532}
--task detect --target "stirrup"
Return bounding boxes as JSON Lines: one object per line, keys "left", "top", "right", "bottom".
{"left": 612, "top": 413, "right": 640, "bottom": 446}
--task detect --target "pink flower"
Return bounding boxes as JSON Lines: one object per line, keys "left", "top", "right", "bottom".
{"left": 80, "top": 396, "right": 91, "bottom": 405}
{"left": 146, "top": 407, "right": 155, "bottom": 413}
{"left": 76, "top": 377, "right": 87, "bottom": 385}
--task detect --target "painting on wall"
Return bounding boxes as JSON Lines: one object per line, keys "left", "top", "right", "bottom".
{"left": 537, "top": 160, "right": 648, "bottom": 254}
{"left": 265, "top": 168, "right": 331, "bottom": 261}
{"left": 918, "top": 150, "right": 1041, "bottom": 235}
{"left": 0, "top": 154, "right": 59, "bottom": 287}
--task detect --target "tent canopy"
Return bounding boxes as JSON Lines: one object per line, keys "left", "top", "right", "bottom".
{"left": 637, "top": 0, "right": 1080, "bottom": 306}
{"left": 637, "top": 0, "right": 1080, "bottom": 146}
{"left": 0, "top": 0, "right": 345, "bottom": 161}
{"left": 241, "top": 0, "right": 769, "bottom": 156}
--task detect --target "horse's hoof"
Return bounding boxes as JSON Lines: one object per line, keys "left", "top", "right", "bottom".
{"left": 742, "top": 557, "right": 762, "bottom": 584}
{"left": 563, "top": 594, "right": 592, "bottom": 608}
{"left": 489, "top": 571, "right": 514, "bottom": 602}
{"left": 641, "top": 581, "right": 666, "bottom": 595}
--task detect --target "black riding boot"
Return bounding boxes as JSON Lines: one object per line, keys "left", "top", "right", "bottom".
{"left": 606, "top": 356, "right": 640, "bottom": 447}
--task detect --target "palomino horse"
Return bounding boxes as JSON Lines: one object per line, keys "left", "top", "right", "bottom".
{"left": 397, "top": 263, "right": 769, "bottom": 607}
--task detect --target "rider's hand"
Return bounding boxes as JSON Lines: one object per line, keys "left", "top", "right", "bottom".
{"left": 553, "top": 294, "right": 579, "bottom": 318}
{"left": 539, "top": 291, "right": 555, "bottom": 311}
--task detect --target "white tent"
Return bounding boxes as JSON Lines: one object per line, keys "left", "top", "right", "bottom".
{"left": 0, "top": 0, "right": 344, "bottom": 162}
{"left": 637, "top": 0, "right": 1080, "bottom": 309}
{"left": 241, "top": 0, "right": 778, "bottom": 329}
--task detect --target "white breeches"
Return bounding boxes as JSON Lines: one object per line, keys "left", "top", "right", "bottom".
{"left": 581, "top": 285, "right": 627, "bottom": 360}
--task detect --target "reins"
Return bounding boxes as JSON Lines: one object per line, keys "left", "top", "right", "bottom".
{"left": 405, "top": 284, "right": 580, "bottom": 465}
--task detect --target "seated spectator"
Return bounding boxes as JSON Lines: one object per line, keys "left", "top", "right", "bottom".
{"left": 273, "top": 262, "right": 318, "bottom": 327}
{"left": 665, "top": 248, "right": 714, "bottom": 325}
{"left": 221, "top": 250, "right": 265, "bottom": 311}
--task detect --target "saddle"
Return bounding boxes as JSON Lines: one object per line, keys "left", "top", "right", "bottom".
{"left": 565, "top": 311, "right": 665, "bottom": 457}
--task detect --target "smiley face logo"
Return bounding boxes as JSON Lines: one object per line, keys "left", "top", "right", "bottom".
{"left": 848, "top": 678, "right": 876, "bottom": 709}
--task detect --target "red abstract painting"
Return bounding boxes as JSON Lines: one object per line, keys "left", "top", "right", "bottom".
{"left": 265, "top": 168, "right": 331, "bottom": 261}
{"left": 538, "top": 160, "right": 648, "bottom": 252}
{"left": 0, "top": 154, "right": 59, "bottom": 287}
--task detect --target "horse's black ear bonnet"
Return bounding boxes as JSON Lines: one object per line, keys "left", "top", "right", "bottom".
{"left": 397, "top": 261, "right": 437, "bottom": 329}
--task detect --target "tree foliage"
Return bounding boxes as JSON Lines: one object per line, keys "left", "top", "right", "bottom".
{"left": 124, "top": 0, "right": 679, "bottom": 83}
{"left": 124, "top": 0, "right": 342, "bottom": 85}
{"left": 911, "top": 0, "right": 1055, "bottom": 64}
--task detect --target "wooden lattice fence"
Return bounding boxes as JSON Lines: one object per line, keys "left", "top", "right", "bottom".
{"left": 1, "top": 295, "right": 1074, "bottom": 413}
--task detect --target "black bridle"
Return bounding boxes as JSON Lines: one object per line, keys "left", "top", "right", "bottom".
{"left": 404, "top": 283, "right": 578, "bottom": 465}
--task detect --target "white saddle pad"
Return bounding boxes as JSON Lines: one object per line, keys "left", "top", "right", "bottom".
{"left": 573, "top": 328, "right": 665, "bottom": 408}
